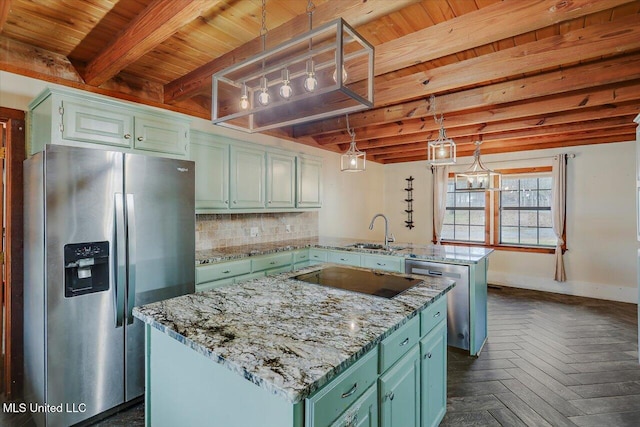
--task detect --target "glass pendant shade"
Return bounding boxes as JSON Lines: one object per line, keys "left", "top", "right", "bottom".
{"left": 279, "top": 69, "right": 293, "bottom": 99}
{"left": 454, "top": 142, "right": 501, "bottom": 191}
{"left": 428, "top": 126, "right": 456, "bottom": 165}
{"left": 341, "top": 140, "right": 366, "bottom": 172}
{"left": 212, "top": 18, "right": 374, "bottom": 133}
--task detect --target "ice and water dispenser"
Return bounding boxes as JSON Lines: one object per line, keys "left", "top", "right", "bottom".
{"left": 64, "top": 241, "right": 110, "bottom": 297}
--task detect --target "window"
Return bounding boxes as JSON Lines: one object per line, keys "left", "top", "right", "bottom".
{"left": 500, "top": 175, "right": 556, "bottom": 247}
{"left": 442, "top": 182, "right": 486, "bottom": 242}
{"left": 439, "top": 168, "right": 559, "bottom": 251}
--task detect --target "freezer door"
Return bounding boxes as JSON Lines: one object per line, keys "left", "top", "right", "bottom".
{"left": 123, "top": 153, "right": 195, "bottom": 400}
{"left": 43, "top": 146, "right": 125, "bottom": 426}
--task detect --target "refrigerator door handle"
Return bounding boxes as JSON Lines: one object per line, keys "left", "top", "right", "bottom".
{"left": 114, "top": 193, "right": 126, "bottom": 327}
{"left": 126, "top": 193, "right": 137, "bottom": 325}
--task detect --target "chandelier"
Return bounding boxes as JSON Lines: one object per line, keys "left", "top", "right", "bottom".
{"left": 427, "top": 94, "right": 456, "bottom": 165}
{"left": 340, "top": 114, "right": 365, "bottom": 172}
{"left": 211, "top": 0, "right": 374, "bottom": 133}
{"left": 454, "top": 141, "right": 501, "bottom": 191}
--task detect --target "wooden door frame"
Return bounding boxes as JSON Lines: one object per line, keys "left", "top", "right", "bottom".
{"left": 0, "top": 107, "right": 25, "bottom": 398}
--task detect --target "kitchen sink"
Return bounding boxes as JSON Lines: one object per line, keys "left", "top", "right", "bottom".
{"left": 348, "top": 242, "right": 407, "bottom": 251}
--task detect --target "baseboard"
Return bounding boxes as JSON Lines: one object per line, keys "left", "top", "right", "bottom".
{"left": 488, "top": 271, "right": 638, "bottom": 304}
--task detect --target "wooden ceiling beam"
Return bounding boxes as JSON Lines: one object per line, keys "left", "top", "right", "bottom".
{"left": 0, "top": 0, "right": 11, "bottom": 32}
{"left": 293, "top": 14, "right": 640, "bottom": 137}
{"left": 372, "top": 0, "right": 635, "bottom": 77}
{"left": 373, "top": 128, "right": 636, "bottom": 161}
{"left": 314, "top": 53, "right": 640, "bottom": 145}
{"left": 367, "top": 117, "right": 635, "bottom": 156}
{"left": 163, "top": 0, "right": 420, "bottom": 104}
{"left": 83, "top": 0, "right": 210, "bottom": 86}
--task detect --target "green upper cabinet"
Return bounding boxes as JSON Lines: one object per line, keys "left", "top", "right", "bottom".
{"left": 134, "top": 113, "right": 189, "bottom": 156}
{"left": 191, "top": 131, "right": 229, "bottom": 210}
{"left": 189, "top": 130, "right": 322, "bottom": 214}
{"left": 267, "top": 152, "right": 296, "bottom": 208}
{"left": 230, "top": 145, "right": 266, "bottom": 209}
{"left": 297, "top": 156, "right": 323, "bottom": 208}
{"left": 28, "top": 87, "right": 190, "bottom": 158}
{"left": 61, "top": 99, "right": 133, "bottom": 147}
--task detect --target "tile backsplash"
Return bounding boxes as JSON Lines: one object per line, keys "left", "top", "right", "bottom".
{"left": 196, "top": 212, "right": 319, "bottom": 251}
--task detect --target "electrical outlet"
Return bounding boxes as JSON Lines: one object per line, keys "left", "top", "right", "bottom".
{"left": 250, "top": 227, "right": 259, "bottom": 237}
{"left": 285, "top": 225, "right": 291, "bottom": 233}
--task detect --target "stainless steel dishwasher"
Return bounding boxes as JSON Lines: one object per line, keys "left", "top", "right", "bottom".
{"left": 405, "top": 259, "right": 471, "bottom": 351}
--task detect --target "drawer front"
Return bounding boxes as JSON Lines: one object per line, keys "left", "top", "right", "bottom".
{"left": 327, "top": 250, "right": 361, "bottom": 266}
{"left": 329, "top": 383, "right": 378, "bottom": 427}
{"left": 195, "top": 277, "right": 234, "bottom": 292}
{"left": 264, "top": 265, "right": 293, "bottom": 275}
{"left": 307, "top": 349, "right": 378, "bottom": 427}
{"left": 379, "top": 315, "right": 420, "bottom": 373}
{"left": 362, "top": 254, "right": 404, "bottom": 273}
{"left": 420, "top": 296, "right": 447, "bottom": 337}
{"left": 293, "top": 249, "right": 310, "bottom": 264}
{"left": 309, "top": 248, "right": 328, "bottom": 262}
{"left": 252, "top": 252, "right": 293, "bottom": 272}
{"left": 196, "top": 259, "right": 251, "bottom": 284}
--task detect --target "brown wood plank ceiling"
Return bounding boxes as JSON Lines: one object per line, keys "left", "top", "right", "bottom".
{"left": 1, "top": 0, "right": 639, "bottom": 163}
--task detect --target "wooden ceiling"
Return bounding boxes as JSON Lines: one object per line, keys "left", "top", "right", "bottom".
{"left": 1, "top": 0, "right": 640, "bottom": 163}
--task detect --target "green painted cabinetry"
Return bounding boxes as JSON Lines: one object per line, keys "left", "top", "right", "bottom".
{"left": 28, "top": 87, "right": 189, "bottom": 158}
{"left": 330, "top": 384, "right": 378, "bottom": 427}
{"left": 191, "top": 131, "right": 229, "bottom": 210}
{"left": 378, "top": 346, "right": 421, "bottom": 427}
{"left": 297, "top": 156, "right": 323, "bottom": 208}
{"left": 267, "top": 152, "right": 296, "bottom": 208}
{"left": 230, "top": 145, "right": 266, "bottom": 209}
{"left": 420, "top": 322, "right": 447, "bottom": 427}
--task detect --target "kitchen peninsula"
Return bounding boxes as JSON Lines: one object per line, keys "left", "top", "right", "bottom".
{"left": 134, "top": 264, "right": 454, "bottom": 427}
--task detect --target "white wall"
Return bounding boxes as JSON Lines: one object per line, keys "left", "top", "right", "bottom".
{"left": 383, "top": 143, "right": 638, "bottom": 304}
{"left": 0, "top": 71, "right": 385, "bottom": 242}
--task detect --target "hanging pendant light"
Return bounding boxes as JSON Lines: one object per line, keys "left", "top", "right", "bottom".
{"left": 454, "top": 141, "right": 501, "bottom": 191}
{"left": 279, "top": 68, "right": 293, "bottom": 99}
{"left": 341, "top": 114, "right": 365, "bottom": 172}
{"left": 427, "top": 95, "right": 456, "bottom": 165}
{"left": 211, "top": 0, "right": 374, "bottom": 133}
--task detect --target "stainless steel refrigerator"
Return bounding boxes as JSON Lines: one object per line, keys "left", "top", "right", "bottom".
{"left": 23, "top": 145, "right": 195, "bottom": 426}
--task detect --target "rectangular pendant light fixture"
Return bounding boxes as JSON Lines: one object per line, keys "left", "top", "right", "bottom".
{"left": 211, "top": 18, "right": 374, "bottom": 133}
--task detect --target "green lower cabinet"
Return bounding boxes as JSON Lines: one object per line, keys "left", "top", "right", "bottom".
{"left": 330, "top": 384, "right": 378, "bottom": 427}
{"left": 378, "top": 346, "right": 420, "bottom": 427}
{"left": 420, "top": 321, "right": 447, "bottom": 427}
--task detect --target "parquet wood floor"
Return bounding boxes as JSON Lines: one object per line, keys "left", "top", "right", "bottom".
{"left": 1, "top": 286, "right": 638, "bottom": 426}
{"left": 442, "top": 286, "right": 640, "bottom": 427}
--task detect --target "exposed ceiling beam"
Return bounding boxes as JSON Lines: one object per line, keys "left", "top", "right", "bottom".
{"left": 83, "top": 0, "right": 210, "bottom": 86}
{"left": 0, "top": 0, "right": 11, "bottom": 33}
{"left": 163, "top": 0, "right": 420, "bottom": 103}
{"left": 314, "top": 54, "right": 640, "bottom": 145}
{"left": 294, "top": 14, "right": 640, "bottom": 137}
{"left": 372, "top": 0, "right": 635, "bottom": 77}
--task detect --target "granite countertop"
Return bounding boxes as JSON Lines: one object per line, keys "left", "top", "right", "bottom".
{"left": 133, "top": 264, "right": 454, "bottom": 404}
{"left": 195, "top": 236, "right": 493, "bottom": 265}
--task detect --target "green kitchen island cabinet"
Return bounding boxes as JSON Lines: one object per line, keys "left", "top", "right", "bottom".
{"left": 134, "top": 264, "right": 453, "bottom": 427}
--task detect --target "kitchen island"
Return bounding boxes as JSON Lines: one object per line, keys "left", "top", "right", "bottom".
{"left": 133, "top": 264, "right": 454, "bottom": 427}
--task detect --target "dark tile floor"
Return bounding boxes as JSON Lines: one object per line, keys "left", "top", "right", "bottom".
{"left": 2, "top": 286, "right": 638, "bottom": 426}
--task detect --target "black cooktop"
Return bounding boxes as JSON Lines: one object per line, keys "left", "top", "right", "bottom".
{"left": 294, "top": 266, "right": 422, "bottom": 299}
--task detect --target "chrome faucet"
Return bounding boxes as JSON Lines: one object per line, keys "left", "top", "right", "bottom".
{"left": 369, "top": 213, "right": 395, "bottom": 249}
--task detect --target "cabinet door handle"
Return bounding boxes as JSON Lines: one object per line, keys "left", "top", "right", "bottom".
{"left": 424, "top": 352, "right": 432, "bottom": 359}
{"left": 268, "top": 200, "right": 272, "bottom": 204}
{"left": 222, "top": 270, "right": 231, "bottom": 274}
{"left": 385, "top": 391, "right": 395, "bottom": 401}
{"left": 233, "top": 200, "right": 237, "bottom": 204}
{"left": 340, "top": 258, "right": 347, "bottom": 261}
{"left": 399, "top": 337, "right": 410, "bottom": 346}
{"left": 434, "top": 311, "right": 441, "bottom": 318}
{"left": 376, "top": 262, "right": 386, "bottom": 266}
{"left": 137, "top": 136, "right": 144, "bottom": 141}
{"left": 123, "top": 133, "right": 131, "bottom": 139}
{"left": 225, "top": 200, "right": 229, "bottom": 204}
{"left": 269, "top": 261, "right": 276, "bottom": 265}
{"left": 341, "top": 383, "right": 358, "bottom": 399}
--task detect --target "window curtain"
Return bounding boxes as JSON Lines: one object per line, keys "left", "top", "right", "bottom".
{"left": 433, "top": 165, "right": 449, "bottom": 244}
{"left": 551, "top": 154, "right": 567, "bottom": 282}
